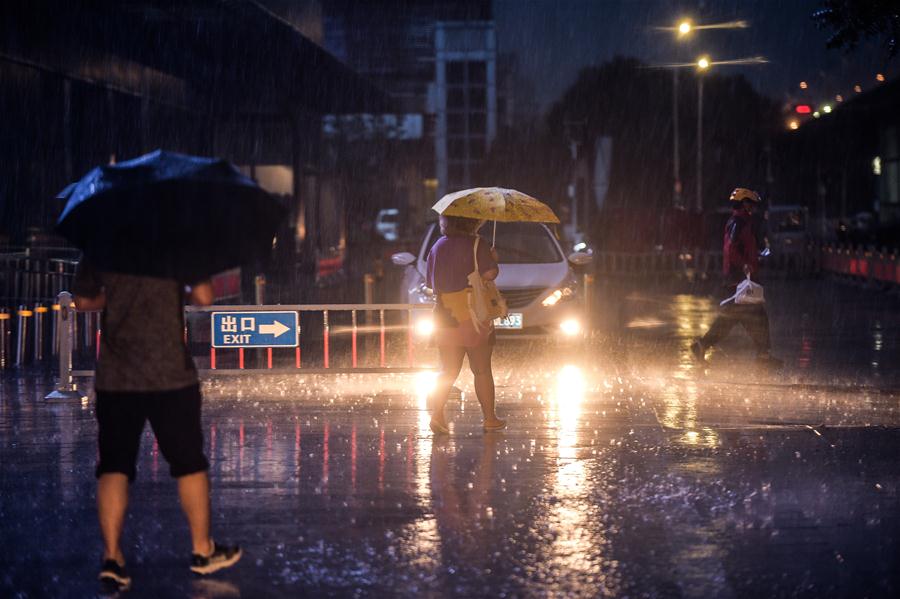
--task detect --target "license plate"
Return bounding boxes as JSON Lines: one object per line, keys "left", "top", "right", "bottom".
{"left": 494, "top": 313, "right": 523, "bottom": 329}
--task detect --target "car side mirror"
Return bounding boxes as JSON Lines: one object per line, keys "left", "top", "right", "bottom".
{"left": 567, "top": 251, "right": 593, "bottom": 266}
{"left": 391, "top": 252, "right": 416, "bottom": 266}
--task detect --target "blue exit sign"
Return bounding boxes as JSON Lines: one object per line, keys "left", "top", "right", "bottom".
{"left": 211, "top": 311, "right": 298, "bottom": 348}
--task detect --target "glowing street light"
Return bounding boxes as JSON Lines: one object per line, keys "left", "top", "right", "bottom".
{"left": 854, "top": 84, "right": 862, "bottom": 93}
{"left": 800, "top": 81, "right": 808, "bottom": 89}
{"left": 694, "top": 55, "right": 711, "bottom": 213}
{"left": 876, "top": 73, "right": 885, "bottom": 82}
{"left": 788, "top": 119, "right": 799, "bottom": 130}
{"left": 822, "top": 104, "right": 832, "bottom": 114}
{"left": 652, "top": 17, "right": 761, "bottom": 213}
{"left": 670, "top": 19, "right": 693, "bottom": 209}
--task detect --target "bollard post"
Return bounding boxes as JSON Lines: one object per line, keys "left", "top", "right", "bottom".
{"left": 45, "top": 292, "right": 86, "bottom": 401}
{"left": 363, "top": 273, "right": 375, "bottom": 357}
{"left": 254, "top": 274, "right": 265, "bottom": 368}
{"left": 51, "top": 303, "right": 60, "bottom": 356}
{"left": 323, "top": 309, "right": 330, "bottom": 369}
{"left": 33, "top": 303, "right": 47, "bottom": 363}
{"left": 363, "top": 273, "right": 375, "bottom": 325}
{"left": 351, "top": 309, "right": 358, "bottom": 368}
{"left": 583, "top": 273, "right": 594, "bottom": 332}
{"left": 0, "top": 310, "right": 9, "bottom": 369}
{"left": 15, "top": 305, "right": 32, "bottom": 367}
{"left": 83, "top": 309, "right": 94, "bottom": 350}
{"left": 254, "top": 274, "right": 266, "bottom": 305}
{"left": 379, "top": 309, "right": 386, "bottom": 368}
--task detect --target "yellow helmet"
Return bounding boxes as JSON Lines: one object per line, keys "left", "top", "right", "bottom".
{"left": 729, "top": 187, "right": 761, "bottom": 203}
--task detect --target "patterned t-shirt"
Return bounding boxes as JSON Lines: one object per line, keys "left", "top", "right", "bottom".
{"left": 72, "top": 260, "right": 198, "bottom": 392}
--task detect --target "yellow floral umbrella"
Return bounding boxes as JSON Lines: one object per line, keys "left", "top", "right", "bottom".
{"left": 432, "top": 187, "right": 560, "bottom": 224}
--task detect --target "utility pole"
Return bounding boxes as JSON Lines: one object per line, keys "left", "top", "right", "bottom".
{"left": 673, "top": 69, "right": 682, "bottom": 208}
{"left": 696, "top": 74, "right": 703, "bottom": 213}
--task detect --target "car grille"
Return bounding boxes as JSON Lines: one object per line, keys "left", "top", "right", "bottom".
{"left": 501, "top": 286, "right": 547, "bottom": 309}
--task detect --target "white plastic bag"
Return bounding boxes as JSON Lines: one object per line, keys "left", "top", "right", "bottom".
{"left": 720, "top": 274, "right": 765, "bottom": 306}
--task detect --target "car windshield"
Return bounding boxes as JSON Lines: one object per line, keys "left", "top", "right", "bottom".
{"left": 423, "top": 222, "right": 562, "bottom": 264}
{"left": 771, "top": 210, "right": 805, "bottom": 233}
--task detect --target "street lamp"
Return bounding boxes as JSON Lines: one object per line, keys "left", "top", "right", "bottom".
{"left": 671, "top": 20, "right": 694, "bottom": 209}
{"left": 654, "top": 19, "right": 759, "bottom": 212}
{"left": 695, "top": 56, "right": 710, "bottom": 213}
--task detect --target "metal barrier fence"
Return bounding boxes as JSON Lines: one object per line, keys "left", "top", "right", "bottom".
{"left": 0, "top": 302, "right": 65, "bottom": 369}
{"left": 44, "top": 295, "right": 436, "bottom": 398}
{"left": 595, "top": 251, "right": 723, "bottom": 277}
{"left": 1, "top": 252, "right": 79, "bottom": 306}
{"left": 595, "top": 248, "right": 819, "bottom": 277}
{"left": 182, "top": 303, "right": 435, "bottom": 375}
{"left": 820, "top": 244, "right": 899, "bottom": 287}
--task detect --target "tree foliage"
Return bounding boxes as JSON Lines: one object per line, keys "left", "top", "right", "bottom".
{"left": 813, "top": 0, "right": 900, "bottom": 58}
{"left": 478, "top": 56, "right": 781, "bottom": 250}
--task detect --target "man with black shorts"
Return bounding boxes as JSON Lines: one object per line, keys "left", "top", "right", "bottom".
{"left": 74, "top": 260, "right": 241, "bottom": 592}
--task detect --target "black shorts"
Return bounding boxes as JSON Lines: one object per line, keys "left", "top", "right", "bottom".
{"left": 95, "top": 384, "right": 209, "bottom": 481}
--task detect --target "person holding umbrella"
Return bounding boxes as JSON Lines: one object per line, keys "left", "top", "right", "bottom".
{"left": 74, "top": 264, "right": 241, "bottom": 590}
{"left": 59, "top": 150, "right": 285, "bottom": 590}
{"left": 427, "top": 187, "right": 560, "bottom": 434}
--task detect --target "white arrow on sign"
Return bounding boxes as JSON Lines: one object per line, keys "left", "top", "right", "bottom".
{"left": 259, "top": 321, "right": 290, "bottom": 338}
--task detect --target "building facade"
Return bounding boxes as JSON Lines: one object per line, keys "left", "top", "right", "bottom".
{"left": 434, "top": 21, "right": 497, "bottom": 198}
{"left": 321, "top": 0, "right": 497, "bottom": 218}
{"left": 0, "top": 0, "right": 388, "bottom": 301}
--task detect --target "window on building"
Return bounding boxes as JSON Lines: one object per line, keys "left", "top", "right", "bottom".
{"left": 468, "top": 137, "right": 486, "bottom": 159}
{"left": 447, "top": 88, "right": 466, "bottom": 110}
{"left": 446, "top": 61, "right": 466, "bottom": 84}
{"left": 448, "top": 138, "right": 467, "bottom": 159}
{"left": 468, "top": 113, "right": 486, "bottom": 134}
{"left": 468, "top": 87, "right": 486, "bottom": 109}
{"left": 447, "top": 114, "right": 465, "bottom": 135}
{"left": 467, "top": 61, "right": 486, "bottom": 84}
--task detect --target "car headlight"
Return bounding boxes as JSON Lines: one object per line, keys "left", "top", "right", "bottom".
{"left": 560, "top": 318, "right": 581, "bottom": 336}
{"left": 414, "top": 317, "right": 435, "bottom": 337}
{"left": 542, "top": 285, "right": 575, "bottom": 307}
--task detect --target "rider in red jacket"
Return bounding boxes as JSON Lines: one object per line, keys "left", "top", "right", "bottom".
{"left": 691, "top": 188, "right": 780, "bottom": 367}
{"left": 723, "top": 199, "right": 759, "bottom": 285}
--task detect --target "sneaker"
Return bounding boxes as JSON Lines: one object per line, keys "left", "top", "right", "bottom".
{"left": 190, "top": 541, "right": 242, "bottom": 575}
{"left": 690, "top": 339, "right": 707, "bottom": 363}
{"left": 99, "top": 559, "right": 131, "bottom": 591}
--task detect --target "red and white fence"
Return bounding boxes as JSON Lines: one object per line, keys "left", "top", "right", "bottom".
{"left": 44, "top": 294, "right": 436, "bottom": 400}
{"left": 819, "top": 244, "right": 900, "bottom": 287}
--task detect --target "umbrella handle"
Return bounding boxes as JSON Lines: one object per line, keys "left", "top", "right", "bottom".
{"left": 492, "top": 220, "right": 496, "bottom": 248}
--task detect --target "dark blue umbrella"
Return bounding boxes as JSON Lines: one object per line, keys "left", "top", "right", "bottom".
{"left": 57, "top": 149, "right": 286, "bottom": 282}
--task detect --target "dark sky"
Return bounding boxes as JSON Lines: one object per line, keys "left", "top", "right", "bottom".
{"left": 494, "top": 0, "right": 893, "bottom": 112}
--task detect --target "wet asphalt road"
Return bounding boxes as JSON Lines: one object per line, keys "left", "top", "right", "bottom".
{"left": 0, "top": 279, "right": 898, "bottom": 598}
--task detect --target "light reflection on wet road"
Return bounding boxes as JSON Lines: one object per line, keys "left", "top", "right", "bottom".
{"left": 0, "top": 279, "right": 898, "bottom": 597}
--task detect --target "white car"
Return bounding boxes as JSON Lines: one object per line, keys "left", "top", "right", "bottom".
{"left": 392, "top": 222, "right": 592, "bottom": 339}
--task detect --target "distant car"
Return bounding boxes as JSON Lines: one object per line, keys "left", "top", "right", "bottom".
{"left": 375, "top": 208, "right": 401, "bottom": 241}
{"left": 767, "top": 205, "right": 809, "bottom": 254}
{"left": 391, "top": 222, "right": 592, "bottom": 339}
